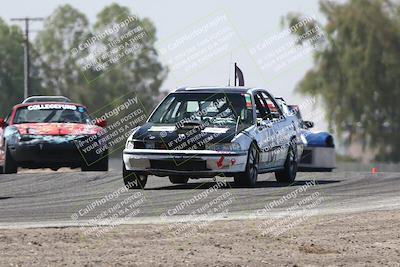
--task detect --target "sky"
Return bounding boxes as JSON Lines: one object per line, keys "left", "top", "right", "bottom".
{"left": 1, "top": 0, "right": 333, "bottom": 131}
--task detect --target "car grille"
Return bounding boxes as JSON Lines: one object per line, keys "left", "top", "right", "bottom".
{"left": 150, "top": 160, "right": 208, "bottom": 171}
{"left": 134, "top": 141, "right": 205, "bottom": 150}
{"left": 133, "top": 141, "right": 145, "bottom": 149}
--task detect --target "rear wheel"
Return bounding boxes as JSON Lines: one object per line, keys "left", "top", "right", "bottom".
{"left": 275, "top": 141, "right": 298, "bottom": 183}
{"left": 234, "top": 143, "right": 259, "bottom": 187}
{"left": 3, "top": 144, "right": 17, "bottom": 174}
{"left": 123, "top": 163, "right": 147, "bottom": 189}
{"left": 169, "top": 176, "right": 189, "bottom": 184}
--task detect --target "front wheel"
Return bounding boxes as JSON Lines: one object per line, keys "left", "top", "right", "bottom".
{"left": 234, "top": 143, "right": 259, "bottom": 187}
{"left": 275, "top": 141, "right": 298, "bottom": 183}
{"left": 123, "top": 163, "right": 147, "bottom": 189}
{"left": 3, "top": 144, "right": 17, "bottom": 174}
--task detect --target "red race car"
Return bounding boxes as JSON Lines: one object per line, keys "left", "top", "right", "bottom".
{"left": 0, "top": 96, "right": 108, "bottom": 174}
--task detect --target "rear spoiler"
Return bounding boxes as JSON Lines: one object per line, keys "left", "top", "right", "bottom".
{"left": 22, "top": 96, "right": 71, "bottom": 103}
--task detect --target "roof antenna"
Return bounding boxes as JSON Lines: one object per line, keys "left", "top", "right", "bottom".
{"left": 228, "top": 53, "right": 232, "bottom": 86}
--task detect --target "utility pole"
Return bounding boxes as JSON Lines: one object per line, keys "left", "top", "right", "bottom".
{"left": 10, "top": 17, "right": 44, "bottom": 99}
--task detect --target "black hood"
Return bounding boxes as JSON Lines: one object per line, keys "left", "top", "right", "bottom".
{"left": 132, "top": 122, "right": 238, "bottom": 150}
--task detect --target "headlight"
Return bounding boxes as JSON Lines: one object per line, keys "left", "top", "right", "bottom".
{"left": 206, "top": 143, "right": 241, "bottom": 151}
{"left": 125, "top": 127, "right": 140, "bottom": 149}
{"left": 125, "top": 140, "right": 135, "bottom": 150}
{"left": 6, "top": 127, "right": 21, "bottom": 143}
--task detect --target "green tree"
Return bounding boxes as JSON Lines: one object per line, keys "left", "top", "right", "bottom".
{"left": 87, "top": 3, "right": 167, "bottom": 112}
{"left": 34, "top": 4, "right": 91, "bottom": 98}
{"left": 34, "top": 3, "right": 167, "bottom": 114}
{"left": 0, "top": 18, "right": 43, "bottom": 116}
{"left": 285, "top": 0, "right": 400, "bottom": 162}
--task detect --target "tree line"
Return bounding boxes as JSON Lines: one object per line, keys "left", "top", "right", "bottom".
{"left": 285, "top": 0, "right": 400, "bottom": 162}
{"left": 1, "top": 1, "right": 400, "bottom": 162}
{"left": 0, "top": 3, "right": 167, "bottom": 118}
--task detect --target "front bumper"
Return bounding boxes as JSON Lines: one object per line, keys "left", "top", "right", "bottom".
{"left": 9, "top": 137, "right": 105, "bottom": 168}
{"left": 123, "top": 149, "right": 248, "bottom": 177}
{"left": 299, "top": 147, "right": 336, "bottom": 171}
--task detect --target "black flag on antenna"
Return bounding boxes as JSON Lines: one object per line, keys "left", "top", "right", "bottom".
{"left": 234, "top": 63, "right": 244, "bottom": 86}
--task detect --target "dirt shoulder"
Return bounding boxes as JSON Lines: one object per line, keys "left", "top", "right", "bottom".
{"left": 1, "top": 210, "right": 400, "bottom": 266}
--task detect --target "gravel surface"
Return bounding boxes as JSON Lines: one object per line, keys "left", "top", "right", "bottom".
{"left": 1, "top": 210, "right": 399, "bottom": 266}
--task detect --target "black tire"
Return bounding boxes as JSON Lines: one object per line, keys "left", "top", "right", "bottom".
{"left": 82, "top": 155, "right": 109, "bottom": 171}
{"left": 275, "top": 140, "right": 298, "bottom": 183}
{"left": 169, "top": 176, "right": 189, "bottom": 184}
{"left": 123, "top": 163, "right": 147, "bottom": 189}
{"left": 3, "top": 143, "right": 17, "bottom": 174}
{"left": 234, "top": 143, "right": 259, "bottom": 187}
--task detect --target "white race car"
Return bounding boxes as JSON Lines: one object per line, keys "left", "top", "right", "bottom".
{"left": 122, "top": 87, "right": 306, "bottom": 189}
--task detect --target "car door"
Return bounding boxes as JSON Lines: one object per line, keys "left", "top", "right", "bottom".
{"left": 252, "top": 91, "right": 276, "bottom": 170}
{"left": 260, "top": 91, "right": 293, "bottom": 168}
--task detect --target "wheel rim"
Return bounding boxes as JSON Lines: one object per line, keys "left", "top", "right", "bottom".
{"left": 248, "top": 146, "right": 258, "bottom": 183}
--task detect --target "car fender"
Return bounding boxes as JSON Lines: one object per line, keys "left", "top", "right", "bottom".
{"left": 3, "top": 126, "right": 20, "bottom": 147}
{"left": 231, "top": 130, "right": 254, "bottom": 152}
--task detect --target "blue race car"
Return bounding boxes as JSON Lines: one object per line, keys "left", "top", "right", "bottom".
{"left": 288, "top": 104, "right": 336, "bottom": 172}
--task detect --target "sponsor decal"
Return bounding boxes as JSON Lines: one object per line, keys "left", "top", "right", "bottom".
{"left": 244, "top": 94, "right": 252, "bottom": 109}
{"left": 148, "top": 126, "right": 176, "bottom": 132}
{"left": 216, "top": 155, "right": 225, "bottom": 168}
{"left": 27, "top": 104, "right": 77, "bottom": 111}
{"left": 201, "top": 127, "right": 228, "bottom": 134}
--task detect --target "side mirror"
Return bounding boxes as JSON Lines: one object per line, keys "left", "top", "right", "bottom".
{"left": 304, "top": 121, "right": 314, "bottom": 129}
{"left": 95, "top": 119, "right": 107, "bottom": 128}
{"left": 0, "top": 118, "right": 6, "bottom": 128}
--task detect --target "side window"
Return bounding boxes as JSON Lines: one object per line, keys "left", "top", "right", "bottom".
{"left": 260, "top": 92, "right": 283, "bottom": 119}
{"left": 254, "top": 92, "right": 268, "bottom": 120}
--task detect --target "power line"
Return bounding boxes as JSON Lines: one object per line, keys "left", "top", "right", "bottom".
{"left": 10, "top": 17, "right": 44, "bottom": 99}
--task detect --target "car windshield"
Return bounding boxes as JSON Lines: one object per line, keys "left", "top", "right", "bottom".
{"left": 13, "top": 104, "right": 91, "bottom": 124}
{"left": 149, "top": 93, "right": 254, "bottom": 127}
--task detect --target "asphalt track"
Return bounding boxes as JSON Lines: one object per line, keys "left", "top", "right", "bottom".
{"left": 0, "top": 159, "right": 399, "bottom": 229}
